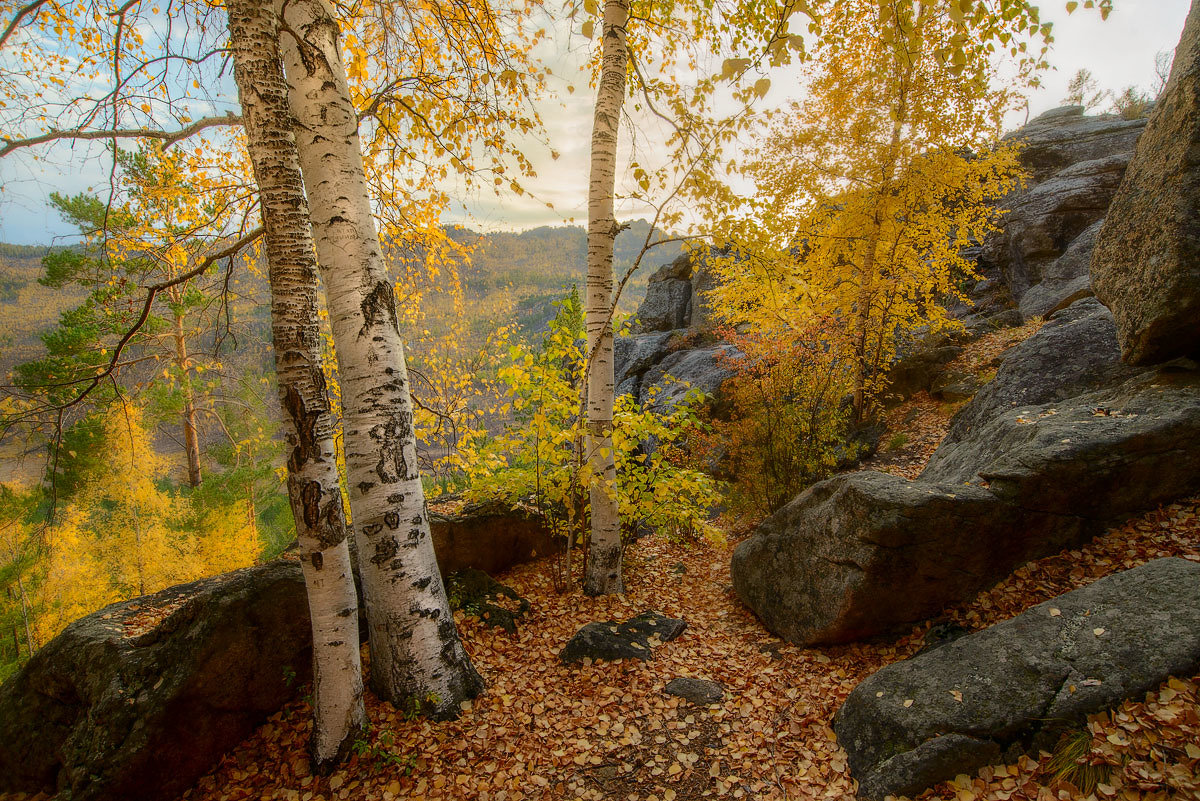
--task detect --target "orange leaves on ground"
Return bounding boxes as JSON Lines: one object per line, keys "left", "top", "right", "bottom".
{"left": 175, "top": 489, "right": 1200, "bottom": 801}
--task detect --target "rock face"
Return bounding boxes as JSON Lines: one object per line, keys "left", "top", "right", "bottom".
{"left": 559, "top": 611, "right": 687, "bottom": 663}
{"left": 834, "top": 558, "right": 1200, "bottom": 801}
{"left": 615, "top": 251, "right": 739, "bottom": 409}
{"left": 931, "top": 298, "right": 1136, "bottom": 452}
{"left": 0, "top": 562, "right": 311, "bottom": 801}
{"left": 732, "top": 300, "right": 1200, "bottom": 646}
{"left": 1091, "top": 2, "right": 1200, "bottom": 364}
{"left": 429, "top": 500, "right": 558, "bottom": 576}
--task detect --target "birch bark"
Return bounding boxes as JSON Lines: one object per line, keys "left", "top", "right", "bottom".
{"left": 583, "top": 0, "right": 630, "bottom": 596}
{"left": 226, "top": 0, "right": 365, "bottom": 768}
{"left": 278, "top": 0, "right": 483, "bottom": 715}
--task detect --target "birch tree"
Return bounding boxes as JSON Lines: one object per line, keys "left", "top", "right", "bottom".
{"left": 226, "top": 0, "right": 365, "bottom": 768}
{"left": 278, "top": 0, "right": 483, "bottom": 714}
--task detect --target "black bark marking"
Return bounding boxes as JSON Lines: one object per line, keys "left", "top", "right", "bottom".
{"left": 411, "top": 576, "right": 432, "bottom": 590}
{"left": 337, "top": 607, "right": 354, "bottom": 617}
{"left": 384, "top": 512, "right": 400, "bottom": 529}
{"left": 369, "top": 536, "right": 399, "bottom": 566}
{"left": 283, "top": 382, "right": 324, "bottom": 472}
{"left": 311, "top": 551, "right": 323, "bottom": 570}
{"left": 387, "top": 493, "right": 404, "bottom": 504}
{"left": 367, "top": 414, "right": 415, "bottom": 483}
{"left": 362, "top": 523, "right": 383, "bottom": 537}
{"left": 357, "top": 481, "right": 375, "bottom": 495}
{"left": 359, "top": 280, "right": 400, "bottom": 337}
{"left": 300, "top": 481, "right": 324, "bottom": 529}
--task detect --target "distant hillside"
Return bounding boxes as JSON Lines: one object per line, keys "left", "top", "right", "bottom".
{"left": 437, "top": 220, "right": 682, "bottom": 340}
{"left": 0, "top": 244, "right": 89, "bottom": 383}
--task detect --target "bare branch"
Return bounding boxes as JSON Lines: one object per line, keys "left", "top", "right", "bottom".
{"left": 0, "top": 112, "right": 243, "bottom": 159}
{"left": 0, "top": 0, "right": 48, "bottom": 51}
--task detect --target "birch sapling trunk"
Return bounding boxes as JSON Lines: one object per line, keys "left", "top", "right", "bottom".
{"left": 583, "top": 0, "right": 630, "bottom": 596}
{"left": 172, "top": 307, "right": 203, "bottom": 487}
{"left": 278, "top": 0, "right": 483, "bottom": 715}
{"left": 226, "top": 0, "right": 365, "bottom": 769}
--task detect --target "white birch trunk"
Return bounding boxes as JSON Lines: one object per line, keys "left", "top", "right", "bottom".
{"left": 583, "top": 0, "right": 630, "bottom": 596}
{"left": 278, "top": 0, "right": 483, "bottom": 715}
{"left": 226, "top": 0, "right": 365, "bottom": 769}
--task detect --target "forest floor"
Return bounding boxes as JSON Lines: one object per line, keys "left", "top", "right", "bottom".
{"left": 165, "top": 497, "right": 1200, "bottom": 801}
{"left": 162, "top": 316, "right": 1200, "bottom": 801}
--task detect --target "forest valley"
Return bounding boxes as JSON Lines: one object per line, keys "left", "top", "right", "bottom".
{"left": 2, "top": 1, "right": 1200, "bottom": 800}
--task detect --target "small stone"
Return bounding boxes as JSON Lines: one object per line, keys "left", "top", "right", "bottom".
{"left": 664, "top": 677, "right": 724, "bottom": 706}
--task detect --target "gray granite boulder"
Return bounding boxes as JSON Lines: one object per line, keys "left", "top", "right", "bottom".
{"left": 929, "top": 298, "right": 1138, "bottom": 461}
{"left": 834, "top": 558, "right": 1200, "bottom": 800}
{"left": 1004, "top": 106, "right": 1146, "bottom": 183}
{"left": 559, "top": 611, "right": 687, "bottom": 663}
{"left": 1091, "top": 0, "right": 1200, "bottom": 364}
{"left": 732, "top": 359, "right": 1200, "bottom": 646}
{"left": 0, "top": 562, "right": 311, "bottom": 801}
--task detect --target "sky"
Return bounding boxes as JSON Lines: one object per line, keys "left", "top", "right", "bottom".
{"left": 0, "top": 0, "right": 1192, "bottom": 246}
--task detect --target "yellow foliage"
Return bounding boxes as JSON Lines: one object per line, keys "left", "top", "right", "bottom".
{"left": 709, "top": 0, "right": 1026, "bottom": 415}
{"left": 25, "top": 405, "right": 261, "bottom": 643}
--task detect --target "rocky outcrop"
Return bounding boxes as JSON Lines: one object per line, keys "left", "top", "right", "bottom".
{"left": 982, "top": 152, "right": 1133, "bottom": 310}
{"left": 559, "top": 611, "right": 687, "bottom": 663}
{"left": 732, "top": 299, "right": 1200, "bottom": 646}
{"left": 971, "top": 107, "right": 1145, "bottom": 323}
{"left": 616, "top": 251, "right": 740, "bottom": 409}
{"left": 931, "top": 298, "right": 1137, "bottom": 453}
{"left": 1091, "top": 1, "right": 1200, "bottom": 364}
{"left": 1003, "top": 105, "right": 1146, "bottom": 183}
{"left": 429, "top": 500, "right": 558, "bottom": 576}
{"left": 0, "top": 562, "right": 311, "bottom": 801}
{"left": 834, "top": 558, "right": 1200, "bottom": 800}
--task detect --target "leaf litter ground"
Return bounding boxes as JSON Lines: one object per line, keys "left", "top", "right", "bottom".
{"left": 157, "top": 495, "right": 1199, "bottom": 801}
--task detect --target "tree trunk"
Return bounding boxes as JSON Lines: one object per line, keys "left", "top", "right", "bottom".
{"left": 226, "top": 0, "right": 365, "bottom": 770}
{"left": 278, "top": 0, "right": 482, "bottom": 716}
{"left": 582, "top": 0, "right": 630, "bottom": 597}
{"left": 172, "top": 309, "right": 203, "bottom": 487}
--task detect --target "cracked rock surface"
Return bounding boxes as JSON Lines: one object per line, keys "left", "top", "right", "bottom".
{"left": 732, "top": 299, "right": 1200, "bottom": 647}
{"left": 833, "top": 558, "right": 1200, "bottom": 800}
{"left": 559, "top": 611, "right": 687, "bottom": 663}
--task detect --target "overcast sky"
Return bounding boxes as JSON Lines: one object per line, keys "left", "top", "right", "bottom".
{"left": 0, "top": 0, "right": 1192, "bottom": 246}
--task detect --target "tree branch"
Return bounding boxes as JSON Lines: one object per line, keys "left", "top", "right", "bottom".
{"left": 0, "top": 112, "right": 243, "bottom": 159}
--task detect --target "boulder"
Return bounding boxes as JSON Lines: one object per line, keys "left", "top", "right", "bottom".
{"left": 929, "top": 298, "right": 1138, "bottom": 461}
{"left": 982, "top": 153, "right": 1131, "bottom": 305}
{"left": 614, "top": 330, "right": 674, "bottom": 399}
{"left": 634, "top": 255, "right": 693, "bottom": 333}
{"left": 834, "top": 558, "right": 1200, "bottom": 800}
{"left": 1017, "top": 218, "right": 1102, "bottom": 320}
{"left": 888, "top": 341, "right": 964, "bottom": 400}
{"left": 664, "top": 677, "right": 724, "bottom": 705}
{"left": 446, "top": 568, "right": 530, "bottom": 634}
{"left": 732, "top": 360, "right": 1200, "bottom": 646}
{"left": 1004, "top": 106, "right": 1146, "bottom": 183}
{"left": 641, "top": 344, "right": 740, "bottom": 411}
{"left": 1091, "top": 1, "right": 1200, "bottom": 364}
{"left": 559, "top": 611, "right": 687, "bottom": 663}
{"left": 429, "top": 500, "right": 558, "bottom": 576}
{"left": 0, "top": 561, "right": 311, "bottom": 801}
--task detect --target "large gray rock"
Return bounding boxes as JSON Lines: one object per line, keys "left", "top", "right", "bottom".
{"left": 642, "top": 344, "right": 740, "bottom": 410}
{"left": 928, "top": 298, "right": 1137, "bottom": 462}
{"left": 429, "top": 500, "right": 557, "bottom": 576}
{"left": 614, "top": 330, "right": 674, "bottom": 399}
{"left": 983, "top": 153, "right": 1131, "bottom": 304}
{"left": 1091, "top": 1, "right": 1200, "bottom": 365}
{"left": 835, "top": 558, "right": 1200, "bottom": 800}
{"left": 0, "top": 562, "right": 311, "bottom": 801}
{"left": 1017, "top": 218, "right": 1103, "bottom": 319}
{"left": 1004, "top": 106, "right": 1146, "bottom": 183}
{"left": 634, "top": 255, "right": 693, "bottom": 333}
{"left": 732, "top": 360, "right": 1200, "bottom": 646}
